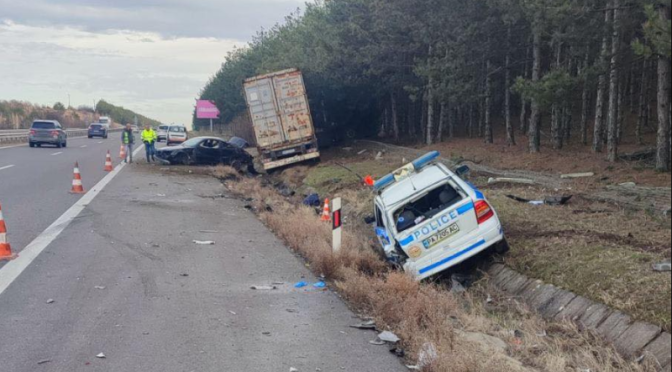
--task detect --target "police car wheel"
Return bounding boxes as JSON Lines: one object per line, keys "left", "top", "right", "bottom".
{"left": 494, "top": 239, "right": 510, "bottom": 255}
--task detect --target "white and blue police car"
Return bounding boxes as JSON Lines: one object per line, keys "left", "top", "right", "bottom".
{"left": 372, "top": 151, "right": 509, "bottom": 280}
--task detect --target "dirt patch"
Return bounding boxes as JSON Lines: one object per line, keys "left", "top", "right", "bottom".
{"left": 507, "top": 227, "right": 670, "bottom": 255}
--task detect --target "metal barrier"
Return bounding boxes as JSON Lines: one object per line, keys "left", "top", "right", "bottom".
{"left": 0, "top": 129, "right": 123, "bottom": 144}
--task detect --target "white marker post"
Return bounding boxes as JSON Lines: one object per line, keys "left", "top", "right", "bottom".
{"left": 332, "top": 198, "right": 342, "bottom": 254}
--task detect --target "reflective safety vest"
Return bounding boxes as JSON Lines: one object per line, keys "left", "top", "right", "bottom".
{"left": 142, "top": 129, "right": 157, "bottom": 144}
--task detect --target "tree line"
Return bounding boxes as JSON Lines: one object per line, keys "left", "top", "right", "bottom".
{"left": 96, "top": 100, "right": 161, "bottom": 127}
{"left": 197, "top": 0, "right": 671, "bottom": 171}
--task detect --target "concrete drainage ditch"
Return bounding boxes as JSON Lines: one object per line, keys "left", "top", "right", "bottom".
{"left": 487, "top": 264, "right": 671, "bottom": 371}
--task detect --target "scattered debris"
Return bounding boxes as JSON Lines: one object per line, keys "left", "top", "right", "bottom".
{"left": 378, "top": 331, "right": 401, "bottom": 344}
{"left": 94, "top": 286, "right": 106, "bottom": 290}
{"left": 451, "top": 276, "right": 467, "bottom": 294}
{"left": 37, "top": 360, "right": 52, "bottom": 365}
{"left": 313, "top": 281, "right": 326, "bottom": 289}
{"left": 290, "top": 368, "right": 299, "bottom": 372}
{"left": 198, "top": 230, "right": 219, "bottom": 233}
{"left": 652, "top": 261, "right": 672, "bottom": 272}
{"left": 560, "top": 172, "right": 595, "bottom": 179}
{"left": 229, "top": 311, "right": 237, "bottom": 315}
{"left": 350, "top": 320, "right": 377, "bottom": 330}
{"left": 192, "top": 240, "right": 215, "bottom": 245}
{"left": 506, "top": 194, "right": 573, "bottom": 206}
{"left": 488, "top": 177, "right": 535, "bottom": 185}
{"left": 294, "top": 281, "right": 308, "bottom": 289}
{"left": 46, "top": 299, "right": 55, "bottom": 304}
{"left": 619, "top": 148, "right": 657, "bottom": 162}
{"left": 179, "top": 273, "right": 189, "bottom": 277}
{"left": 619, "top": 182, "right": 637, "bottom": 188}
{"left": 156, "top": 194, "right": 167, "bottom": 197}
{"left": 96, "top": 353, "right": 106, "bottom": 359}
{"left": 407, "top": 343, "right": 438, "bottom": 370}
{"left": 251, "top": 285, "right": 278, "bottom": 290}
{"left": 357, "top": 149, "right": 368, "bottom": 155}
{"left": 303, "top": 194, "right": 321, "bottom": 207}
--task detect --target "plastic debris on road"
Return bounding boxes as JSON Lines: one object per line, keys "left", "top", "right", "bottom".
{"left": 96, "top": 353, "right": 106, "bottom": 359}
{"left": 193, "top": 240, "right": 215, "bottom": 245}
{"left": 313, "top": 281, "right": 326, "bottom": 289}
{"left": 294, "top": 281, "right": 308, "bottom": 289}
{"left": 350, "top": 320, "right": 377, "bottom": 330}
{"left": 251, "top": 285, "right": 278, "bottom": 290}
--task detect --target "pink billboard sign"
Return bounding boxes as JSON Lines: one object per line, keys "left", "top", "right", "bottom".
{"left": 196, "top": 100, "right": 220, "bottom": 119}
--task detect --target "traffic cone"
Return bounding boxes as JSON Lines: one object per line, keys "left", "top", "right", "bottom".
{"left": 70, "top": 162, "right": 86, "bottom": 194}
{"left": 104, "top": 151, "right": 114, "bottom": 172}
{"left": 321, "top": 198, "right": 331, "bottom": 222}
{"left": 119, "top": 145, "right": 126, "bottom": 160}
{"left": 364, "top": 175, "right": 375, "bottom": 187}
{"left": 0, "top": 202, "right": 17, "bottom": 261}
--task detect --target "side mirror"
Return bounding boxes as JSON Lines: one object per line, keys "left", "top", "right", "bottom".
{"left": 455, "top": 165, "right": 471, "bottom": 177}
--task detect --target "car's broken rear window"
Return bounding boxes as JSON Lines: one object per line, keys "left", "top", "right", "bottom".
{"left": 394, "top": 183, "right": 464, "bottom": 233}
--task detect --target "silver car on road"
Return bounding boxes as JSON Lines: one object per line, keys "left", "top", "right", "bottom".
{"left": 29, "top": 120, "right": 68, "bottom": 148}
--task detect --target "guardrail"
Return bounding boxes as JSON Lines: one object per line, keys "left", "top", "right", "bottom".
{"left": 0, "top": 129, "right": 123, "bottom": 144}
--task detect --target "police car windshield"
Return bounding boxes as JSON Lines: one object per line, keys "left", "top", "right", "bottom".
{"left": 394, "top": 183, "right": 463, "bottom": 233}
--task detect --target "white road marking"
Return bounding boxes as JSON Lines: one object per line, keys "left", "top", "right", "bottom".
{"left": 0, "top": 165, "right": 15, "bottom": 171}
{"left": 51, "top": 152, "right": 63, "bottom": 156}
{"left": 0, "top": 144, "right": 27, "bottom": 150}
{"left": 0, "top": 146, "right": 144, "bottom": 297}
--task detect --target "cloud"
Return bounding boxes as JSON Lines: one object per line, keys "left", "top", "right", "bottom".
{"left": 0, "top": 21, "right": 246, "bottom": 125}
{"left": 0, "top": 0, "right": 306, "bottom": 125}
{"left": 0, "top": 0, "right": 305, "bottom": 39}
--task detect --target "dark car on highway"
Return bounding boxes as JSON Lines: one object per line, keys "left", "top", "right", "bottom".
{"left": 29, "top": 120, "right": 68, "bottom": 148}
{"left": 88, "top": 123, "right": 108, "bottom": 139}
{"left": 155, "top": 137, "right": 255, "bottom": 172}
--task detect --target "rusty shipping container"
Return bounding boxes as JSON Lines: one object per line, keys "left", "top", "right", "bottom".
{"left": 243, "top": 68, "right": 320, "bottom": 171}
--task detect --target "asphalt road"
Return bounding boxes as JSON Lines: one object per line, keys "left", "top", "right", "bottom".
{"left": 0, "top": 165, "right": 407, "bottom": 371}
{"left": 0, "top": 136, "right": 143, "bottom": 261}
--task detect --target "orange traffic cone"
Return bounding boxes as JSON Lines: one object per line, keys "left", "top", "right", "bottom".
{"left": 119, "top": 145, "right": 126, "bottom": 160}
{"left": 321, "top": 198, "right": 331, "bottom": 222}
{"left": 104, "top": 151, "right": 114, "bottom": 172}
{"left": 70, "top": 162, "right": 85, "bottom": 194}
{"left": 0, "top": 202, "right": 17, "bottom": 261}
{"left": 364, "top": 175, "right": 375, "bottom": 187}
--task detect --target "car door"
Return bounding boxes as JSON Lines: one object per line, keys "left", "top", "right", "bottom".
{"left": 194, "top": 140, "right": 220, "bottom": 165}
{"left": 218, "top": 141, "right": 239, "bottom": 165}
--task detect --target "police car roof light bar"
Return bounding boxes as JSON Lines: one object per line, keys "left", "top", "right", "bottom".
{"left": 374, "top": 151, "right": 441, "bottom": 192}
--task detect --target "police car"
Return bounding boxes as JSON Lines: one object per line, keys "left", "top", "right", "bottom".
{"left": 373, "top": 151, "right": 508, "bottom": 281}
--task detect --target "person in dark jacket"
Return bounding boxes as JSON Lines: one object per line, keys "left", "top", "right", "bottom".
{"left": 121, "top": 124, "right": 135, "bottom": 163}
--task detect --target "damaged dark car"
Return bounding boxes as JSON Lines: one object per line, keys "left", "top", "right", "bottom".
{"left": 156, "top": 137, "right": 256, "bottom": 172}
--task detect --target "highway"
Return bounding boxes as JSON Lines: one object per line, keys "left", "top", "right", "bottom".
{"left": 0, "top": 137, "right": 406, "bottom": 371}
{"left": 0, "top": 136, "right": 137, "bottom": 260}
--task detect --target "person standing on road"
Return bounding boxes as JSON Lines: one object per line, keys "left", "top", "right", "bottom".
{"left": 121, "top": 124, "right": 135, "bottom": 164}
{"left": 141, "top": 125, "right": 158, "bottom": 163}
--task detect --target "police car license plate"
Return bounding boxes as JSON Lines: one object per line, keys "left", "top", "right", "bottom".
{"left": 423, "top": 223, "right": 460, "bottom": 249}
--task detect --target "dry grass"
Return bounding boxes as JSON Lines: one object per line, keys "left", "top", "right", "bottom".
{"left": 218, "top": 170, "right": 657, "bottom": 372}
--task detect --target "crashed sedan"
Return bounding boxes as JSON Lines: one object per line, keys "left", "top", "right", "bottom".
{"left": 373, "top": 151, "right": 509, "bottom": 281}
{"left": 156, "top": 137, "right": 255, "bottom": 171}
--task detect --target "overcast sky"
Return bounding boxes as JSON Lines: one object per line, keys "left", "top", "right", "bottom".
{"left": 0, "top": 0, "right": 305, "bottom": 125}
